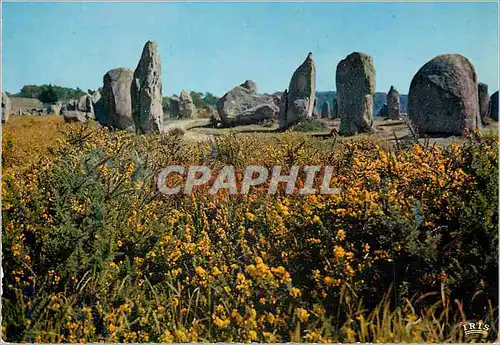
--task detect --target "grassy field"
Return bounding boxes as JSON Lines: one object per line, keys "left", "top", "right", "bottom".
{"left": 2, "top": 115, "right": 499, "bottom": 342}
{"left": 9, "top": 97, "right": 45, "bottom": 112}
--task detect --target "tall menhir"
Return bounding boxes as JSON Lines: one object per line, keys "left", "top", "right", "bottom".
{"left": 131, "top": 41, "right": 164, "bottom": 135}
{"left": 336, "top": 52, "right": 375, "bottom": 136}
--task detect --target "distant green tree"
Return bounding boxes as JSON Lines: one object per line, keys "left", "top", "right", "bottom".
{"left": 203, "top": 92, "right": 218, "bottom": 106}
{"left": 39, "top": 85, "right": 59, "bottom": 103}
{"left": 20, "top": 85, "right": 41, "bottom": 99}
{"left": 20, "top": 84, "right": 86, "bottom": 102}
{"left": 190, "top": 91, "right": 205, "bottom": 108}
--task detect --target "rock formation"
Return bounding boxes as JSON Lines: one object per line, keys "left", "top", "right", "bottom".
{"left": 263, "top": 92, "right": 283, "bottom": 107}
{"left": 321, "top": 102, "right": 331, "bottom": 118}
{"left": 278, "top": 89, "right": 289, "bottom": 128}
{"left": 102, "top": 68, "right": 134, "bottom": 129}
{"left": 280, "top": 53, "right": 316, "bottom": 129}
{"left": 331, "top": 98, "right": 338, "bottom": 119}
{"left": 336, "top": 52, "right": 375, "bottom": 135}
{"left": 207, "top": 105, "right": 222, "bottom": 127}
{"left": 216, "top": 80, "right": 277, "bottom": 126}
{"left": 408, "top": 54, "right": 481, "bottom": 135}
{"left": 90, "top": 89, "right": 106, "bottom": 126}
{"left": 62, "top": 94, "right": 95, "bottom": 123}
{"left": 312, "top": 99, "right": 320, "bottom": 118}
{"left": 167, "top": 92, "right": 197, "bottom": 119}
{"left": 179, "top": 91, "right": 197, "bottom": 118}
{"left": 48, "top": 102, "right": 62, "bottom": 116}
{"left": 387, "top": 86, "right": 400, "bottom": 120}
{"left": 241, "top": 80, "right": 257, "bottom": 93}
{"left": 131, "top": 41, "right": 163, "bottom": 135}
{"left": 168, "top": 96, "right": 180, "bottom": 118}
{"left": 2, "top": 92, "right": 11, "bottom": 123}
{"left": 490, "top": 91, "right": 498, "bottom": 121}
{"left": 478, "top": 83, "right": 490, "bottom": 123}
{"left": 233, "top": 104, "right": 278, "bottom": 126}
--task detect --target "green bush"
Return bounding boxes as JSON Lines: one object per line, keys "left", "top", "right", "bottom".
{"left": 292, "top": 119, "right": 329, "bottom": 132}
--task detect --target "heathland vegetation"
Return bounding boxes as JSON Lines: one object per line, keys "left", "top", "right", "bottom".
{"left": 2, "top": 115, "right": 498, "bottom": 342}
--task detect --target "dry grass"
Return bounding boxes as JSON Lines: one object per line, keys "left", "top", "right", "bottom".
{"left": 2, "top": 115, "right": 68, "bottom": 170}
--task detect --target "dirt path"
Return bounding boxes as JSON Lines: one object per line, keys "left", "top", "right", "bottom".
{"left": 163, "top": 118, "right": 210, "bottom": 132}
{"left": 165, "top": 117, "right": 499, "bottom": 144}
{"left": 163, "top": 118, "right": 214, "bottom": 142}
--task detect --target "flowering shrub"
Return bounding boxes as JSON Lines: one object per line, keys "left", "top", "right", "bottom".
{"left": 2, "top": 117, "right": 498, "bottom": 342}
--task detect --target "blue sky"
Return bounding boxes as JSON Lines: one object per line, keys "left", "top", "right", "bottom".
{"left": 2, "top": 2, "right": 498, "bottom": 96}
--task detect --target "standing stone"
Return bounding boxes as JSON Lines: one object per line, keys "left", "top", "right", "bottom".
{"left": 321, "top": 102, "right": 331, "bottom": 118}
{"left": 162, "top": 99, "right": 170, "bottom": 120}
{"left": 331, "top": 98, "right": 338, "bottom": 119}
{"left": 131, "top": 41, "right": 163, "bottom": 135}
{"left": 278, "top": 89, "right": 289, "bottom": 128}
{"left": 336, "top": 52, "right": 375, "bottom": 135}
{"left": 280, "top": 53, "right": 316, "bottom": 129}
{"left": 178, "top": 91, "right": 198, "bottom": 118}
{"left": 408, "top": 54, "right": 481, "bottom": 135}
{"left": 263, "top": 92, "right": 282, "bottom": 107}
{"left": 48, "top": 102, "right": 62, "bottom": 116}
{"left": 216, "top": 80, "right": 276, "bottom": 126}
{"left": 312, "top": 99, "right": 320, "bottom": 118}
{"left": 102, "top": 68, "right": 134, "bottom": 129}
{"left": 90, "top": 89, "right": 106, "bottom": 126}
{"left": 490, "top": 91, "right": 498, "bottom": 121}
{"left": 78, "top": 94, "right": 94, "bottom": 116}
{"left": 478, "top": 83, "right": 490, "bottom": 123}
{"left": 207, "top": 105, "right": 222, "bottom": 127}
{"left": 272, "top": 92, "right": 283, "bottom": 107}
{"left": 62, "top": 94, "right": 95, "bottom": 123}
{"left": 2, "top": 92, "right": 11, "bottom": 123}
{"left": 169, "top": 96, "right": 181, "bottom": 118}
{"left": 387, "top": 86, "right": 400, "bottom": 120}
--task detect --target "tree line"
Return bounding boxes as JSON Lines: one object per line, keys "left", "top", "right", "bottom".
{"left": 14, "top": 84, "right": 219, "bottom": 109}
{"left": 13, "top": 84, "right": 87, "bottom": 103}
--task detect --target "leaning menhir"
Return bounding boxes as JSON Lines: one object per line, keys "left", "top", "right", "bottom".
{"left": 279, "top": 53, "right": 316, "bottom": 129}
